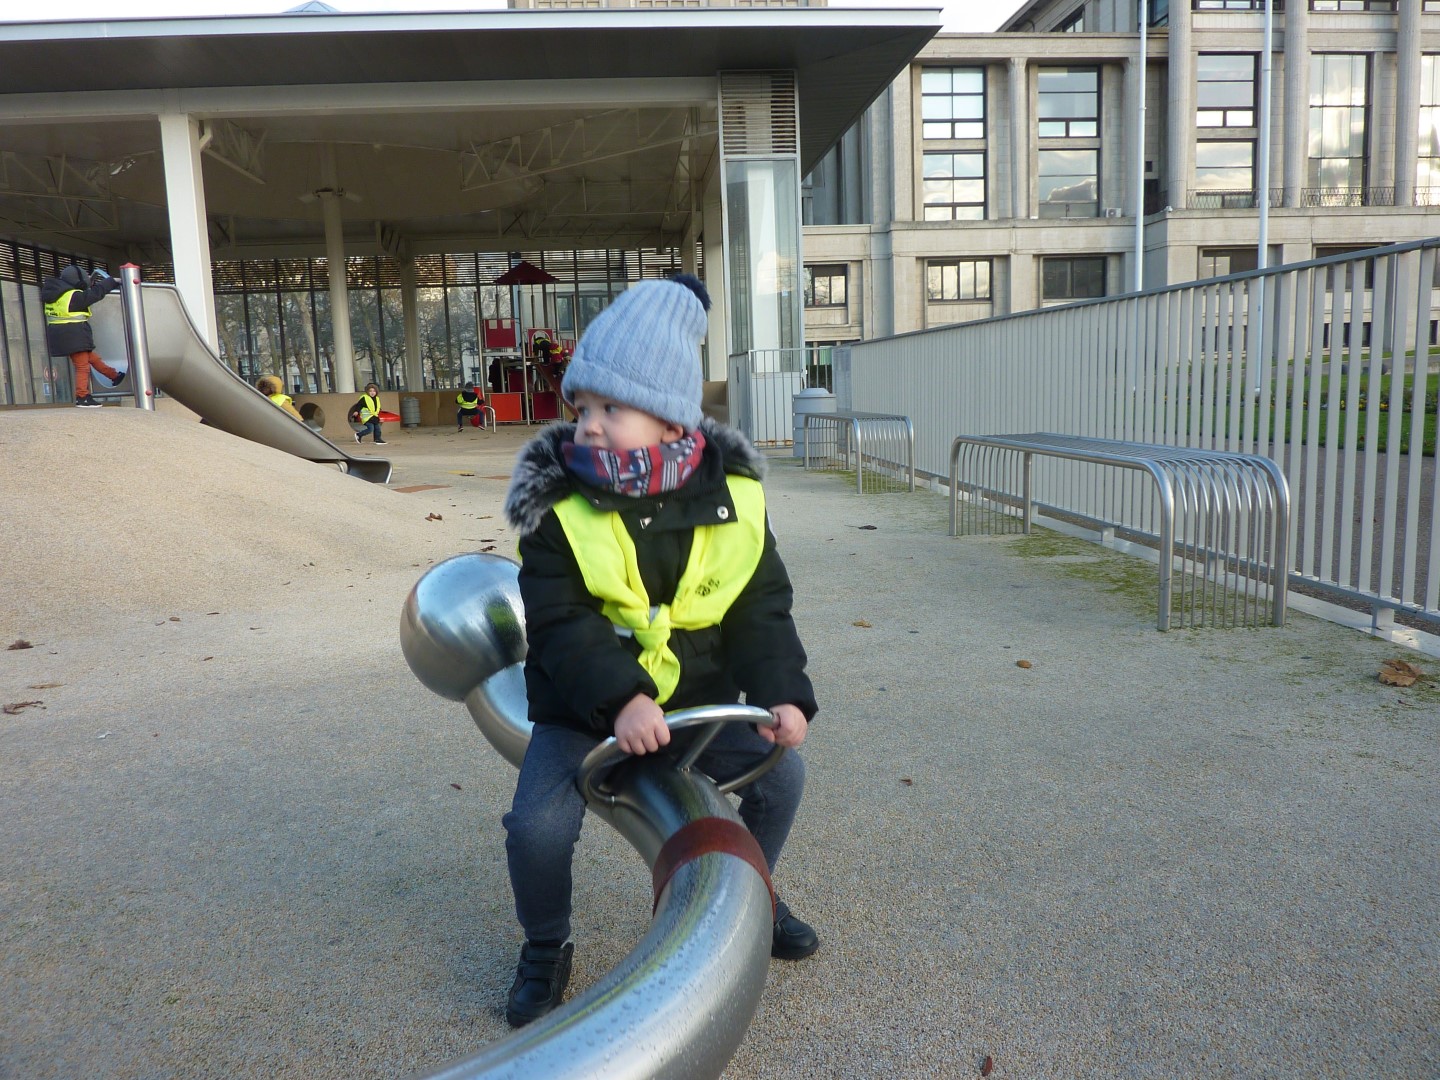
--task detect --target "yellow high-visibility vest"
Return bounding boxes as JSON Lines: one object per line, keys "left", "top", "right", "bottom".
{"left": 43, "top": 290, "right": 87, "bottom": 325}
{"left": 553, "top": 475, "right": 765, "bottom": 704}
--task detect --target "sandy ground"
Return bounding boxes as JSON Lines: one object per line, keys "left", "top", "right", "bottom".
{"left": 2, "top": 407, "right": 1438, "bottom": 1079}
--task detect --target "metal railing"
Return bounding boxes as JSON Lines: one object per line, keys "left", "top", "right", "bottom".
{"left": 801, "top": 411, "right": 915, "bottom": 494}
{"left": 841, "top": 239, "right": 1440, "bottom": 637}
{"left": 949, "top": 433, "right": 1290, "bottom": 630}
{"left": 1186, "top": 188, "right": 1285, "bottom": 210}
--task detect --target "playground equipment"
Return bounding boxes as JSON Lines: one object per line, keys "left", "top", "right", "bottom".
{"left": 90, "top": 267, "right": 391, "bottom": 484}
{"left": 399, "top": 553, "right": 781, "bottom": 1080}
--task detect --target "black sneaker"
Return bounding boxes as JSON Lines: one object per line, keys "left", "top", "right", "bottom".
{"left": 374, "top": 439, "right": 388, "bottom": 445}
{"left": 354, "top": 431, "right": 363, "bottom": 444}
{"left": 771, "top": 900, "right": 819, "bottom": 960}
{"left": 109, "top": 371, "right": 126, "bottom": 385}
{"left": 74, "top": 395, "right": 102, "bottom": 408}
{"left": 506, "top": 940, "right": 573, "bottom": 1028}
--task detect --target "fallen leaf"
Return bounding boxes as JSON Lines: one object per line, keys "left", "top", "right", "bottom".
{"left": 28, "top": 682, "right": 61, "bottom": 689}
{"left": 482, "top": 545, "right": 497, "bottom": 552}
{"left": 7, "top": 639, "right": 33, "bottom": 650}
{"left": 849, "top": 524, "right": 879, "bottom": 530}
{"left": 3, "top": 700, "right": 44, "bottom": 715}
{"left": 426, "top": 513, "right": 444, "bottom": 521}
{"left": 457, "top": 472, "right": 475, "bottom": 476}
{"left": 981, "top": 1055, "right": 994, "bottom": 1077}
{"left": 853, "top": 619, "right": 872, "bottom": 628}
{"left": 1016, "top": 659, "right": 1033, "bottom": 669}
{"left": 169, "top": 616, "right": 181, "bottom": 623}
{"left": 201, "top": 656, "right": 214, "bottom": 662}
{"left": 206, "top": 611, "right": 220, "bottom": 616}
{"left": 1378, "top": 659, "right": 1422, "bottom": 687}
{"left": 450, "top": 783, "right": 463, "bottom": 791}
{"left": 899, "top": 777, "right": 913, "bottom": 786}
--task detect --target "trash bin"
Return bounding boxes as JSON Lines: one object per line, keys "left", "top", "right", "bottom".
{"left": 400, "top": 395, "right": 422, "bottom": 428}
{"left": 792, "top": 386, "right": 836, "bottom": 458}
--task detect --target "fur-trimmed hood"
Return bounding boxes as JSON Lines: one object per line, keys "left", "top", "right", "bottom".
{"left": 504, "top": 417, "right": 766, "bottom": 536}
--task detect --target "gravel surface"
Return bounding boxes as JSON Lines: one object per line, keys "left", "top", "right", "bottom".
{"left": 2, "top": 408, "right": 1437, "bottom": 1079}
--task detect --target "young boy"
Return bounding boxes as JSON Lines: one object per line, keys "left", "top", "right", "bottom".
{"left": 41, "top": 264, "right": 124, "bottom": 408}
{"left": 352, "top": 382, "right": 387, "bottom": 444}
{"left": 500, "top": 274, "right": 818, "bottom": 1028}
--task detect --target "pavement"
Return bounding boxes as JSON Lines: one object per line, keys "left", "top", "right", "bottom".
{"left": 3, "top": 421, "right": 1438, "bottom": 1080}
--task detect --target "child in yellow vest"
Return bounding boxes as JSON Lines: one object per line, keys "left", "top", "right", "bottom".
{"left": 256, "top": 374, "right": 303, "bottom": 421}
{"left": 498, "top": 274, "right": 818, "bottom": 1028}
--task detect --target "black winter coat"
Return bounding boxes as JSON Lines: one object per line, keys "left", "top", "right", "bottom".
{"left": 503, "top": 419, "right": 817, "bottom": 737}
{"left": 40, "top": 273, "right": 120, "bottom": 357}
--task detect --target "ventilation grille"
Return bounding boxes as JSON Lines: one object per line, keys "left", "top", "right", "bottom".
{"left": 719, "top": 71, "right": 799, "bottom": 157}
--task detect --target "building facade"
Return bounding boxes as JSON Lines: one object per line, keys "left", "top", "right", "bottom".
{"left": 801, "top": 0, "right": 1440, "bottom": 352}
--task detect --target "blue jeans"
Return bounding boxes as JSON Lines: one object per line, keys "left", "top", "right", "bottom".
{"left": 503, "top": 721, "right": 806, "bottom": 944}
{"left": 358, "top": 417, "right": 383, "bottom": 442}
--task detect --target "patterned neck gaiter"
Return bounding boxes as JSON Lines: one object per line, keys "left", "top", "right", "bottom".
{"left": 562, "top": 430, "right": 707, "bottom": 497}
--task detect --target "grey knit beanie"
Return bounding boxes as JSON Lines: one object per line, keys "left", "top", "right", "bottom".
{"left": 561, "top": 274, "right": 709, "bottom": 431}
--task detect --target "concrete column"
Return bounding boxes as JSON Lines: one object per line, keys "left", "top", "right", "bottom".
{"left": 702, "top": 170, "right": 729, "bottom": 382}
{"left": 1165, "top": 2, "right": 1193, "bottom": 211}
{"left": 400, "top": 258, "right": 422, "bottom": 390}
{"left": 1125, "top": 55, "right": 1141, "bottom": 217}
{"left": 1282, "top": 0, "right": 1310, "bottom": 207}
{"left": 157, "top": 112, "right": 219, "bottom": 350}
{"left": 1008, "top": 57, "right": 1028, "bottom": 219}
{"left": 1395, "top": 1, "right": 1421, "bottom": 208}
{"left": 318, "top": 146, "right": 356, "bottom": 394}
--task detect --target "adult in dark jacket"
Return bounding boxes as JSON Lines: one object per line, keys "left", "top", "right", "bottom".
{"left": 496, "top": 275, "right": 819, "bottom": 1030}
{"left": 41, "top": 264, "right": 124, "bottom": 408}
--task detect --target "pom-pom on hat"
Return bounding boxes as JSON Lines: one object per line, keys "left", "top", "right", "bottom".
{"left": 561, "top": 273, "right": 710, "bottom": 431}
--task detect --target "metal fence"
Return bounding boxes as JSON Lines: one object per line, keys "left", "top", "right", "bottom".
{"left": 840, "top": 238, "right": 1440, "bottom": 635}
{"left": 729, "top": 346, "right": 834, "bottom": 446}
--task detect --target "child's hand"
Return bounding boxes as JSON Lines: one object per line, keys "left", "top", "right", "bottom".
{"left": 759, "top": 703, "right": 808, "bottom": 748}
{"left": 613, "top": 694, "right": 671, "bottom": 756}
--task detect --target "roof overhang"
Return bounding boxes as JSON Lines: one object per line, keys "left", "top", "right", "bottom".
{"left": 0, "top": 8, "right": 941, "bottom": 176}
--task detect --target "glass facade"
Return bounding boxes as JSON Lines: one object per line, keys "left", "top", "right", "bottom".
{"left": 926, "top": 258, "right": 992, "bottom": 301}
{"left": 1038, "top": 68, "right": 1099, "bottom": 138}
{"left": 1196, "top": 54, "right": 1256, "bottom": 128}
{"left": 1041, "top": 256, "right": 1106, "bottom": 301}
{"left": 921, "top": 68, "right": 985, "bottom": 140}
{"left": 1308, "top": 53, "right": 1368, "bottom": 192}
{"left": 1420, "top": 55, "right": 1440, "bottom": 205}
{"left": 725, "top": 157, "right": 802, "bottom": 355}
{"left": 0, "top": 240, "right": 685, "bottom": 404}
{"left": 922, "top": 152, "right": 986, "bottom": 220}
{"left": 1038, "top": 149, "right": 1099, "bottom": 218}
{"left": 804, "top": 264, "right": 848, "bottom": 307}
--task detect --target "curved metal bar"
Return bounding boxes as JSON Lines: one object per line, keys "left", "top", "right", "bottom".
{"left": 414, "top": 765, "right": 774, "bottom": 1080}
{"left": 400, "top": 553, "right": 781, "bottom": 1080}
{"left": 576, "top": 705, "right": 782, "bottom": 806}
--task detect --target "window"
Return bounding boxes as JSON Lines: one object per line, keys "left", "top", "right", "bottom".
{"left": 1042, "top": 256, "right": 1106, "bottom": 301}
{"left": 1196, "top": 55, "right": 1255, "bottom": 128}
{"left": 804, "top": 264, "right": 847, "bottom": 307}
{"left": 1312, "top": 1, "right": 1396, "bottom": 10}
{"left": 1419, "top": 55, "right": 1440, "bottom": 204}
{"left": 1198, "top": 248, "right": 1259, "bottom": 279}
{"left": 1308, "top": 54, "right": 1368, "bottom": 193}
{"left": 1057, "top": 7, "right": 1085, "bottom": 31}
{"left": 1038, "top": 148, "right": 1099, "bottom": 217}
{"left": 922, "top": 152, "right": 986, "bottom": 220}
{"left": 1038, "top": 67, "right": 1099, "bottom": 138}
{"left": 1194, "top": 141, "right": 1255, "bottom": 192}
{"left": 921, "top": 68, "right": 985, "bottom": 140}
{"left": 926, "top": 258, "right": 992, "bottom": 302}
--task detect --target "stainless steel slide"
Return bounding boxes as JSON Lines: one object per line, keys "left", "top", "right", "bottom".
{"left": 90, "top": 283, "right": 391, "bottom": 484}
